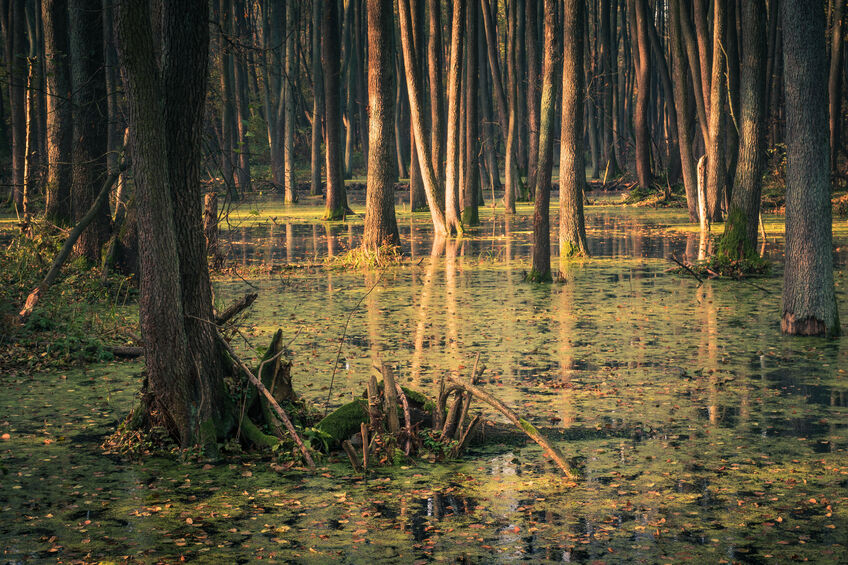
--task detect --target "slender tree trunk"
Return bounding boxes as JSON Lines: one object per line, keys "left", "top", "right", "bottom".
{"left": 632, "top": 0, "right": 651, "bottom": 189}
{"left": 42, "top": 0, "right": 72, "bottom": 224}
{"left": 311, "top": 0, "right": 324, "bottom": 196}
{"left": 693, "top": 0, "right": 712, "bottom": 119}
{"left": 70, "top": 0, "right": 109, "bottom": 263}
{"left": 669, "top": 0, "right": 698, "bottom": 221}
{"left": 428, "top": 0, "right": 444, "bottom": 183}
{"left": 559, "top": 0, "right": 589, "bottom": 257}
{"left": 283, "top": 0, "right": 297, "bottom": 203}
{"left": 504, "top": 0, "right": 518, "bottom": 212}
{"left": 646, "top": 12, "right": 680, "bottom": 185}
{"left": 363, "top": 0, "right": 400, "bottom": 248}
{"left": 462, "top": 0, "right": 480, "bottom": 226}
{"left": 525, "top": 0, "right": 540, "bottom": 195}
{"left": 8, "top": 0, "right": 26, "bottom": 209}
{"left": 444, "top": 0, "right": 464, "bottom": 234}
{"left": 323, "top": 0, "right": 348, "bottom": 220}
{"left": 829, "top": 0, "right": 844, "bottom": 173}
{"left": 600, "top": 0, "right": 619, "bottom": 175}
{"left": 397, "top": 0, "right": 448, "bottom": 234}
{"left": 722, "top": 0, "right": 767, "bottom": 257}
{"left": 218, "top": 0, "right": 238, "bottom": 195}
{"left": 408, "top": 0, "right": 427, "bottom": 210}
{"left": 530, "top": 0, "right": 558, "bottom": 281}
{"left": 724, "top": 0, "right": 740, "bottom": 202}
{"left": 232, "top": 2, "right": 251, "bottom": 193}
{"left": 678, "top": 0, "right": 710, "bottom": 148}
{"left": 705, "top": 0, "right": 727, "bottom": 221}
{"left": 781, "top": 0, "right": 840, "bottom": 337}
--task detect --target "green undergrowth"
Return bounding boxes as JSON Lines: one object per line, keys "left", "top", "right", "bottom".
{"left": 326, "top": 243, "right": 403, "bottom": 269}
{"left": 0, "top": 225, "right": 139, "bottom": 370}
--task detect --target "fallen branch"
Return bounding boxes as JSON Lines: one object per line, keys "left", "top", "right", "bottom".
{"left": 446, "top": 374, "right": 577, "bottom": 480}
{"left": 669, "top": 254, "right": 703, "bottom": 284}
{"left": 215, "top": 292, "right": 258, "bottom": 325}
{"left": 217, "top": 334, "right": 316, "bottom": 470}
{"left": 19, "top": 164, "right": 126, "bottom": 320}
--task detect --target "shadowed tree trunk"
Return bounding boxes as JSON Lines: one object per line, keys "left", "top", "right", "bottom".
{"left": 529, "top": 0, "right": 558, "bottom": 282}
{"left": 632, "top": 0, "right": 651, "bottom": 189}
{"left": 444, "top": 0, "right": 464, "bottom": 234}
{"left": 70, "top": 0, "right": 109, "bottom": 263}
{"left": 323, "top": 0, "right": 348, "bottom": 220}
{"left": 283, "top": 0, "right": 296, "bottom": 203}
{"left": 722, "top": 0, "right": 767, "bottom": 258}
{"left": 6, "top": 0, "right": 26, "bottom": 210}
{"left": 829, "top": 0, "right": 844, "bottom": 173}
{"left": 559, "top": 0, "right": 589, "bottom": 258}
{"left": 428, "top": 0, "right": 444, "bottom": 184}
{"left": 116, "top": 0, "right": 234, "bottom": 449}
{"left": 42, "top": 0, "right": 72, "bottom": 225}
{"left": 462, "top": 0, "right": 480, "bottom": 226}
{"left": 677, "top": 0, "right": 710, "bottom": 148}
{"left": 408, "top": 0, "right": 427, "bottom": 210}
{"left": 780, "top": 0, "right": 840, "bottom": 337}
{"left": 525, "top": 0, "right": 539, "bottom": 195}
{"left": 311, "top": 0, "right": 323, "bottom": 196}
{"left": 669, "top": 0, "right": 698, "bottom": 221}
{"left": 363, "top": 0, "right": 400, "bottom": 248}
{"left": 705, "top": 0, "right": 727, "bottom": 221}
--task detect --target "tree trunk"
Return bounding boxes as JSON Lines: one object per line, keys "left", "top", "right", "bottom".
{"left": 693, "top": 0, "right": 712, "bottom": 119}
{"left": 462, "top": 0, "right": 480, "bottom": 226}
{"left": 363, "top": 0, "right": 400, "bottom": 248}
{"left": 559, "top": 0, "right": 589, "bottom": 258}
{"left": 677, "top": 0, "right": 710, "bottom": 148}
{"left": 829, "top": 0, "right": 844, "bottom": 173}
{"left": 218, "top": 0, "right": 238, "bottom": 196}
{"left": 311, "top": 0, "right": 324, "bottom": 196}
{"left": 706, "top": 0, "right": 727, "bottom": 221}
{"left": 632, "top": 0, "right": 651, "bottom": 189}
{"left": 428, "top": 0, "right": 444, "bottom": 183}
{"left": 724, "top": 0, "right": 740, "bottom": 203}
{"left": 407, "top": 0, "right": 427, "bottom": 210}
{"left": 283, "top": 0, "right": 297, "bottom": 203}
{"left": 323, "top": 0, "right": 348, "bottom": 220}
{"left": 780, "top": 0, "right": 840, "bottom": 337}
{"left": 525, "top": 0, "right": 540, "bottom": 195}
{"left": 504, "top": 0, "right": 518, "bottom": 212}
{"left": 669, "top": 0, "right": 699, "bottom": 221}
{"left": 600, "top": 0, "right": 619, "bottom": 175}
{"left": 42, "top": 0, "right": 72, "bottom": 225}
{"left": 444, "top": 0, "right": 464, "bottom": 234}
{"left": 529, "top": 0, "right": 558, "bottom": 282}
{"left": 7, "top": 0, "right": 26, "bottom": 210}
{"left": 70, "top": 0, "right": 109, "bottom": 263}
{"left": 722, "top": 0, "right": 767, "bottom": 258}
{"left": 397, "top": 0, "right": 448, "bottom": 235}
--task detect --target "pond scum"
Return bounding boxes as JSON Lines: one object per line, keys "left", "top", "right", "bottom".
{"left": 1, "top": 199, "right": 847, "bottom": 563}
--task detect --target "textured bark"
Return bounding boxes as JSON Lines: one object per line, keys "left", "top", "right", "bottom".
{"left": 7, "top": 0, "right": 26, "bottom": 209}
{"left": 525, "top": 0, "right": 539, "bottom": 195}
{"left": 530, "top": 0, "right": 558, "bottom": 282}
{"left": 632, "top": 0, "right": 651, "bottom": 189}
{"left": 723, "top": 0, "right": 767, "bottom": 257}
{"left": 724, "top": 0, "right": 740, "bottom": 201}
{"left": 600, "top": 0, "right": 619, "bottom": 174}
{"left": 444, "top": 0, "right": 464, "bottom": 234}
{"left": 397, "top": 0, "right": 448, "bottom": 235}
{"left": 218, "top": 0, "right": 237, "bottom": 194}
{"left": 311, "top": 0, "right": 324, "bottom": 196}
{"left": 829, "top": 0, "right": 844, "bottom": 173}
{"left": 693, "top": 0, "right": 712, "bottom": 118}
{"left": 677, "top": 0, "right": 710, "bottom": 147}
{"left": 323, "top": 0, "right": 348, "bottom": 220}
{"left": 462, "top": 0, "right": 480, "bottom": 226}
{"left": 232, "top": 1, "right": 251, "bottom": 193}
{"left": 504, "top": 0, "right": 518, "bottom": 212}
{"left": 559, "top": 0, "right": 588, "bottom": 258}
{"left": 781, "top": 0, "right": 840, "bottom": 337}
{"left": 283, "top": 0, "right": 296, "bottom": 203}
{"left": 669, "top": 0, "right": 698, "bottom": 221}
{"left": 42, "top": 0, "right": 72, "bottom": 224}
{"left": 408, "top": 0, "right": 427, "bottom": 210}
{"left": 705, "top": 0, "right": 727, "bottom": 221}
{"left": 70, "top": 0, "right": 109, "bottom": 263}
{"left": 646, "top": 12, "right": 680, "bottom": 185}
{"left": 363, "top": 0, "right": 400, "bottom": 248}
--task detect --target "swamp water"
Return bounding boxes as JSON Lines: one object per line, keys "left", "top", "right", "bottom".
{"left": 2, "top": 197, "right": 847, "bottom": 563}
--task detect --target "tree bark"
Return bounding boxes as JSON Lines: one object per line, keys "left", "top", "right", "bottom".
{"left": 829, "top": 0, "right": 844, "bottom": 173}
{"left": 632, "top": 0, "right": 651, "bottom": 189}
{"left": 323, "top": 0, "right": 348, "bottom": 220}
{"left": 559, "top": 0, "right": 589, "bottom": 258}
{"left": 705, "top": 0, "right": 727, "bottom": 221}
{"left": 781, "top": 0, "right": 840, "bottom": 337}
{"left": 462, "top": 0, "right": 480, "bottom": 226}
{"left": 444, "top": 0, "right": 464, "bottom": 234}
{"left": 530, "top": 0, "right": 558, "bottom": 282}
{"left": 311, "top": 0, "right": 324, "bottom": 196}
{"left": 669, "top": 0, "right": 698, "bottom": 221}
{"left": 428, "top": 0, "right": 444, "bottom": 183}
{"left": 525, "top": 0, "right": 540, "bottom": 195}
{"left": 363, "top": 0, "right": 400, "bottom": 248}
{"left": 283, "top": 0, "right": 297, "bottom": 203}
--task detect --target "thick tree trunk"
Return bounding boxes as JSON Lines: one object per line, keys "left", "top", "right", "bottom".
{"left": 42, "top": 0, "right": 72, "bottom": 225}
{"left": 529, "top": 0, "right": 558, "bottom": 282}
{"left": 70, "top": 0, "right": 109, "bottom": 263}
{"left": 397, "top": 0, "right": 448, "bottom": 235}
{"left": 829, "top": 0, "right": 844, "bottom": 173}
{"left": 781, "top": 0, "right": 840, "bottom": 337}
{"left": 323, "top": 0, "right": 348, "bottom": 220}
{"left": 723, "top": 0, "right": 767, "bottom": 258}
{"left": 705, "top": 0, "right": 727, "bottom": 221}
{"left": 363, "top": 0, "right": 400, "bottom": 248}
{"left": 559, "top": 0, "right": 589, "bottom": 258}
{"left": 632, "top": 0, "right": 651, "bottom": 189}
{"left": 444, "top": 0, "right": 464, "bottom": 234}
{"left": 669, "top": 0, "right": 698, "bottom": 221}
{"left": 693, "top": 0, "right": 712, "bottom": 118}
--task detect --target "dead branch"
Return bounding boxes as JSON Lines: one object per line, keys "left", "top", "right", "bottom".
{"left": 217, "top": 334, "right": 316, "bottom": 470}
{"left": 342, "top": 440, "right": 362, "bottom": 472}
{"left": 215, "top": 292, "right": 258, "bottom": 325}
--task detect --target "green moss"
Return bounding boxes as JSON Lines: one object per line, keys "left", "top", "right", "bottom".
{"left": 525, "top": 267, "right": 553, "bottom": 283}
{"left": 314, "top": 399, "right": 369, "bottom": 445}
{"left": 461, "top": 206, "right": 480, "bottom": 227}
{"left": 560, "top": 240, "right": 586, "bottom": 259}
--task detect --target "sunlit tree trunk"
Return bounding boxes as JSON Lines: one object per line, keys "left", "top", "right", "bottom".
{"left": 407, "top": 0, "right": 427, "bottom": 210}
{"left": 829, "top": 0, "right": 844, "bottom": 173}
{"left": 677, "top": 0, "right": 710, "bottom": 148}
{"left": 427, "top": 0, "right": 444, "bottom": 184}
{"left": 781, "top": 0, "right": 840, "bottom": 337}
{"left": 559, "top": 0, "right": 589, "bottom": 258}
{"left": 669, "top": 0, "right": 698, "bottom": 221}
{"left": 363, "top": 0, "right": 400, "bottom": 248}
{"left": 723, "top": 0, "right": 767, "bottom": 258}
{"left": 525, "top": 0, "right": 539, "bottom": 195}
{"left": 705, "top": 0, "right": 727, "bottom": 221}
{"left": 323, "top": 0, "right": 348, "bottom": 220}
{"left": 444, "top": 0, "right": 464, "bottom": 234}
{"left": 529, "top": 0, "right": 557, "bottom": 282}
{"left": 632, "top": 0, "right": 651, "bottom": 189}
{"left": 311, "top": 0, "right": 324, "bottom": 196}
{"left": 462, "top": 0, "right": 480, "bottom": 226}
{"left": 283, "top": 0, "right": 297, "bottom": 203}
